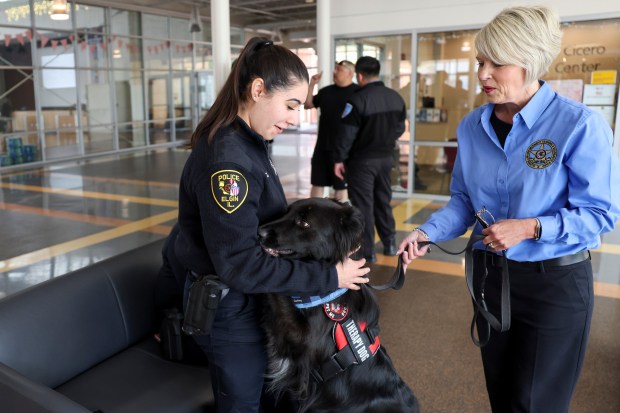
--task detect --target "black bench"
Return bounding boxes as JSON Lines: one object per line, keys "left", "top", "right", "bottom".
{"left": 0, "top": 239, "right": 214, "bottom": 413}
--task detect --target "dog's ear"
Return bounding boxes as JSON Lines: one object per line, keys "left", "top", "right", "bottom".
{"left": 335, "top": 203, "right": 364, "bottom": 260}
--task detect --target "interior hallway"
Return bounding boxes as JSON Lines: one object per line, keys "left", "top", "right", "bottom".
{"left": 0, "top": 131, "right": 618, "bottom": 412}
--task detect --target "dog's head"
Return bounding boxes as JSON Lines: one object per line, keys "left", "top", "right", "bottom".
{"left": 258, "top": 198, "right": 364, "bottom": 265}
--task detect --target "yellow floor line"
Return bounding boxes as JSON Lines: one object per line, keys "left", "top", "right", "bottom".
{"left": 38, "top": 172, "right": 180, "bottom": 188}
{"left": 0, "top": 182, "right": 177, "bottom": 207}
{"left": 0, "top": 201, "right": 172, "bottom": 235}
{"left": 594, "top": 282, "right": 620, "bottom": 299}
{"left": 393, "top": 198, "right": 432, "bottom": 230}
{"left": 0, "top": 209, "right": 178, "bottom": 273}
{"left": 373, "top": 254, "right": 619, "bottom": 299}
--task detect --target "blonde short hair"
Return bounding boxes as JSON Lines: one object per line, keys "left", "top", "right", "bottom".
{"left": 475, "top": 5, "right": 562, "bottom": 84}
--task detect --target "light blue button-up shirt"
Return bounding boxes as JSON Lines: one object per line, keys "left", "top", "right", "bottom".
{"left": 419, "top": 81, "right": 620, "bottom": 261}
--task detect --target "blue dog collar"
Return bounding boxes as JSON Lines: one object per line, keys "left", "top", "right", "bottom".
{"left": 292, "top": 288, "right": 348, "bottom": 309}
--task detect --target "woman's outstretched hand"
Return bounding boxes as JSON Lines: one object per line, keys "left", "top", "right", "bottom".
{"left": 397, "top": 231, "right": 431, "bottom": 271}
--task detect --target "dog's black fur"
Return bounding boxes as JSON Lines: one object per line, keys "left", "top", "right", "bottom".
{"left": 259, "top": 198, "right": 419, "bottom": 413}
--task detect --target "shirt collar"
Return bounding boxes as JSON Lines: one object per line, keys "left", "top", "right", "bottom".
{"left": 480, "top": 80, "right": 555, "bottom": 129}
{"left": 235, "top": 115, "right": 267, "bottom": 145}
{"left": 518, "top": 80, "right": 555, "bottom": 129}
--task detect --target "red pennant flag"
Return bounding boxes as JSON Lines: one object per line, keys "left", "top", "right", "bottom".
{"left": 61, "top": 39, "right": 68, "bottom": 48}
{"left": 147, "top": 46, "right": 152, "bottom": 54}
{"left": 100, "top": 42, "right": 106, "bottom": 50}
{"left": 51, "top": 40, "right": 58, "bottom": 49}
{"left": 4, "top": 34, "right": 10, "bottom": 48}
{"left": 81, "top": 41, "right": 87, "bottom": 51}
{"left": 188, "top": 43, "right": 193, "bottom": 51}
{"left": 26, "top": 29, "right": 32, "bottom": 41}
{"left": 117, "top": 39, "right": 123, "bottom": 48}
{"left": 90, "top": 44, "right": 96, "bottom": 53}
{"left": 16, "top": 33, "right": 24, "bottom": 46}
{"left": 68, "top": 34, "right": 74, "bottom": 43}
{"left": 41, "top": 35, "right": 49, "bottom": 48}
{"left": 176, "top": 45, "right": 180, "bottom": 53}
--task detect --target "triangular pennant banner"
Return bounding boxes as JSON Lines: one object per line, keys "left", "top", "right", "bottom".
{"left": 41, "top": 35, "right": 49, "bottom": 48}
{"left": 4, "top": 34, "right": 10, "bottom": 48}
{"left": 16, "top": 33, "right": 24, "bottom": 46}
{"left": 51, "top": 40, "right": 58, "bottom": 49}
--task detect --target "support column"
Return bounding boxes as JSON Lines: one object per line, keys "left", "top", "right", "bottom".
{"left": 316, "top": 0, "right": 331, "bottom": 88}
{"left": 211, "top": 0, "right": 231, "bottom": 93}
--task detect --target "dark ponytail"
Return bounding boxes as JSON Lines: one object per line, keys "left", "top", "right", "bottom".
{"left": 189, "top": 37, "right": 309, "bottom": 148}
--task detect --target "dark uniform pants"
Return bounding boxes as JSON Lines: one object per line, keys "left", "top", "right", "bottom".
{"left": 473, "top": 253, "right": 593, "bottom": 413}
{"left": 184, "top": 282, "right": 267, "bottom": 413}
{"left": 346, "top": 156, "right": 396, "bottom": 258}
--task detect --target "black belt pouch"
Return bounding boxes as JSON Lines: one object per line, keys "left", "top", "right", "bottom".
{"left": 182, "top": 275, "right": 226, "bottom": 336}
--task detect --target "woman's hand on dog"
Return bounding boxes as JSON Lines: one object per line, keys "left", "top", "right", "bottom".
{"left": 397, "top": 231, "right": 431, "bottom": 271}
{"left": 336, "top": 257, "right": 371, "bottom": 290}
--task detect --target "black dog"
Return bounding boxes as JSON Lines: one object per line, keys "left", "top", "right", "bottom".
{"left": 258, "top": 198, "right": 419, "bottom": 413}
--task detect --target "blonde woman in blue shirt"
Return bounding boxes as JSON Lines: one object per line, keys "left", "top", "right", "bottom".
{"left": 398, "top": 6, "right": 620, "bottom": 413}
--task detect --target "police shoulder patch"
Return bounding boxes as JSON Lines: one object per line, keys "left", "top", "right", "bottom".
{"left": 525, "top": 139, "right": 557, "bottom": 169}
{"left": 341, "top": 103, "right": 353, "bottom": 118}
{"left": 211, "top": 169, "right": 248, "bottom": 214}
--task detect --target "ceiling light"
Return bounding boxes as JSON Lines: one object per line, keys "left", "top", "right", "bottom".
{"left": 189, "top": 5, "right": 202, "bottom": 33}
{"left": 50, "top": 0, "right": 69, "bottom": 21}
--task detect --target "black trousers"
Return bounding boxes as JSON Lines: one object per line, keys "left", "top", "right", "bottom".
{"left": 346, "top": 156, "right": 396, "bottom": 258}
{"left": 184, "top": 285, "right": 299, "bottom": 413}
{"left": 473, "top": 253, "right": 593, "bottom": 413}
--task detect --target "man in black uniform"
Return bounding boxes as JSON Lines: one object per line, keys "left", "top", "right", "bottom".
{"left": 304, "top": 60, "right": 359, "bottom": 201}
{"left": 334, "top": 56, "right": 407, "bottom": 262}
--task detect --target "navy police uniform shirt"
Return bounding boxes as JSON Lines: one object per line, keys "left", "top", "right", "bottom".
{"left": 335, "top": 81, "right": 407, "bottom": 162}
{"left": 175, "top": 117, "right": 338, "bottom": 295}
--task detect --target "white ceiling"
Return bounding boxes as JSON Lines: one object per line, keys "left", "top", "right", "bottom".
{"left": 91, "top": 0, "right": 318, "bottom": 47}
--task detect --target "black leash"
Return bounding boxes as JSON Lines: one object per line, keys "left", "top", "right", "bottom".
{"left": 367, "top": 236, "right": 511, "bottom": 347}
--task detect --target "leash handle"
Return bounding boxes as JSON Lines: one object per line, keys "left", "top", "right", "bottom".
{"left": 366, "top": 240, "right": 463, "bottom": 291}
{"left": 366, "top": 235, "right": 511, "bottom": 348}
{"left": 367, "top": 254, "right": 406, "bottom": 291}
{"left": 464, "top": 235, "right": 511, "bottom": 347}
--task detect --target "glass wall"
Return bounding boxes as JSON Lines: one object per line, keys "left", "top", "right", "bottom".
{"left": 0, "top": 0, "right": 228, "bottom": 169}
{"left": 413, "top": 18, "right": 620, "bottom": 196}
{"left": 334, "top": 35, "right": 413, "bottom": 193}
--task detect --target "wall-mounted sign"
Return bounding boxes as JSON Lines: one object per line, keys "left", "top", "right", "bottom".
{"left": 583, "top": 84, "right": 616, "bottom": 106}
{"left": 591, "top": 70, "right": 617, "bottom": 85}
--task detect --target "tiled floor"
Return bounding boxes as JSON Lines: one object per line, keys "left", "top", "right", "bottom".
{"left": 0, "top": 131, "right": 618, "bottom": 412}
